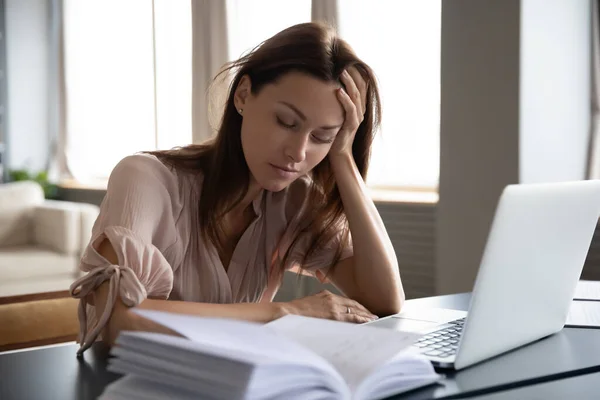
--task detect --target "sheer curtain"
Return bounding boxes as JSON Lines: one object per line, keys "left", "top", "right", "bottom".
{"left": 191, "top": 0, "right": 228, "bottom": 144}
{"left": 311, "top": 0, "right": 338, "bottom": 26}
{"left": 47, "top": 0, "right": 69, "bottom": 182}
{"left": 588, "top": 0, "right": 600, "bottom": 179}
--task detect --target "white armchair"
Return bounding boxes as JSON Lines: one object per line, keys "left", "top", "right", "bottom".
{"left": 0, "top": 181, "right": 100, "bottom": 297}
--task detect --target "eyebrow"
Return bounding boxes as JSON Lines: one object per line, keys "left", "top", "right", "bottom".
{"left": 277, "top": 101, "right": 342, "bottom": 130}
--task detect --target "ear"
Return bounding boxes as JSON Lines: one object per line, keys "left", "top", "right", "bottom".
{"left": 233, "top": 75, "right": 252, "bottom": 112}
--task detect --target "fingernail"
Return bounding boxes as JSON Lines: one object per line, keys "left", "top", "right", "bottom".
{"left": 371, "top": 315, "right": 379, "bottom": 320}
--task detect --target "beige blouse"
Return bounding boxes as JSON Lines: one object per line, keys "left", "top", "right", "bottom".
{"left": 70, "top": 154, "right": 352, "bottom": 355}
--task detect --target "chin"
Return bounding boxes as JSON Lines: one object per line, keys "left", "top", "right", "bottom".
{"left": 249, "top": 164, "right": 300, "bottom": 192}
{"left": 260, "top": 179, "right": 292, "bottom": 192}
{"left": 254, "top": 171, "right": 297, "bottom": 192}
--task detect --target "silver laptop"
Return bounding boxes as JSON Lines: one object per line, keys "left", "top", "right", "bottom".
{"left": 368, "top": 180, "right": 600, "bottom": 370}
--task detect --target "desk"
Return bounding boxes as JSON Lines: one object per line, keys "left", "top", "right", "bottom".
{"left": 0, "top": 293, "right": 599, "bottom": 400}
{"left": 469, "top": 372, "right": 600, "bottom": 399}
{"left": 0, "top": 290, "right": 71, "bottom": 306}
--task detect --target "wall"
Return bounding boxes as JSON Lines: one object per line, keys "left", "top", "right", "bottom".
{"left": 437, "top": 0, "right": 592, "bottom": 295}
{"left": 519, "top": 0, "right": 591, "bottom": 183}
{"left": 5, "top": 0, "right": 51, "bottom": 172}
{"left": 437, "top": 0, "right": 521, "bottom": 295}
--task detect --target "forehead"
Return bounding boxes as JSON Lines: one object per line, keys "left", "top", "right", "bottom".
{"left": 257, "top": 71, "right": 344, "bottom": 123}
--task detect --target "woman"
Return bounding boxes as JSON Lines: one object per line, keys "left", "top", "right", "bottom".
{"left": 70, "top": 22, "right": 404, "bottom": 357}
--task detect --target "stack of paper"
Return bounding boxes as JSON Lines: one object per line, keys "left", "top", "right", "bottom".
{"left": 99, "top": 310, "right": 442, "bottom": 400}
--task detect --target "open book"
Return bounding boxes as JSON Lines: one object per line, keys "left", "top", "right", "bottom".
{"left": 100, "top": 310, "right": 442, "bottom": 400}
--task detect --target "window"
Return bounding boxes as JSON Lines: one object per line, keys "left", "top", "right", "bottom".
{"left": 62, "top": 0, "right": 440, "bottom": 190}
{"left": 226, "top": 0, "right": 311, "bottom": 61}
{"left": 339, "top": 0, "right": 441, "bottom": 189}
{"left": 153, "top": 0, "right": 193, "bottom": 151}
{"left": 63, "top": 0, "right": 191, "bottom": 182}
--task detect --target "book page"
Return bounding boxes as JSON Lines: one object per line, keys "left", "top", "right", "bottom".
{"left": 131, "top": 309, "right": 339, "bottom": 377}
{"left": 266, "top": 315, "right": 423, "bottom": 393}
{"left": 573, "top": 280, "right": 600, "bottom": 301}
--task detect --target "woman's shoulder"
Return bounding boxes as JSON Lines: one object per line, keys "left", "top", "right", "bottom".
{"left": 112, "top": 152, "right": 170, "bottom": 174}
{"left": 108, "top": 153, "right": 183, "bottom": 197}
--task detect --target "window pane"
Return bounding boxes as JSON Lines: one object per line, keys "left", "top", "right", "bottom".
{"left": 154, "top": 0, "right": 192, "bottom": 151}
{"left": 63, "top": 0, "right": 155, "bottom": 181}
{"left": 226, "top": 0, "right": 311, "bottom": 61}
{"left": 339, "top": 0, "right": 441, "bottom": 189}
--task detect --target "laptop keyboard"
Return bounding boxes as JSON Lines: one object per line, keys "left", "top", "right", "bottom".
{"left": 413, "top": 318, "right": 465, "bottom": 358}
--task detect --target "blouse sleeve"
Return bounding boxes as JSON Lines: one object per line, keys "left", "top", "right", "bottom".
{"left": 69, "top": 154, "right": 180, "bottom": 357}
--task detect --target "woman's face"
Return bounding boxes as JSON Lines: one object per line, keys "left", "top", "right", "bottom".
{"left": 234, "top": 71, "right": 344, "bottom": 192}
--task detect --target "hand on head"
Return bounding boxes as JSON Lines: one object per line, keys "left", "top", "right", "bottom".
{"left": 330, "top": 66, "right": 369, "bottom": 159}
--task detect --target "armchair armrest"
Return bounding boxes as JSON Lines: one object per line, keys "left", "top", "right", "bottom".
{"left": 33, "top": 200, "right": 100, "bottom": 258}
{"left": 77, "top": 202, "right": 100, "bottom": 257}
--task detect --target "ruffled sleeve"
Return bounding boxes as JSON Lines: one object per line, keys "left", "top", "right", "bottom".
{"left": 69, "top": 155, "right": 180, "bottom": 357}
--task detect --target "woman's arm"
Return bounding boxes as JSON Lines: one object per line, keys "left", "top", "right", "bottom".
{"left": 324, "top": 67, "right": 405, "bottom": 316}
{"left": 94, "top": 239, "right": 377, "bottom": 347}
{"left": 328, "top": 154, "right": 404, "bottom": 316}
{"left": 95, "top": 239, "right": 282, "bottom": 346}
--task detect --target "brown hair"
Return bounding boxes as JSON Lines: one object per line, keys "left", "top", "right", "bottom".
{"left": 148, "top": 22, "right": 381, "bottom": 275}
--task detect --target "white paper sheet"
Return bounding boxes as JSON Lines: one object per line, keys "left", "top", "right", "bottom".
{"left": 573, "top": 280, "right": 600, "bottom": 301}
{"left": 131, "top": 309, "right": 335, "bottom": 372}
{"left": 266, "top": 315, "right": 424, "bottom": 392}
{"left": 566, "top": 300, "right": 600, "bottom": 328}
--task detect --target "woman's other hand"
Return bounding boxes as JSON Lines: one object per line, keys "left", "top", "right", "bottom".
{"left": 280, "top": 290, "right": 379, "bottom": 324}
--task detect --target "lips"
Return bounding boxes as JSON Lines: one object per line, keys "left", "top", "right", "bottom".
{"left": 272, "top": 164, "right": 299, "bottom": 173}
{"left": 269, "top": 163, "right": 299, "bottom": 178}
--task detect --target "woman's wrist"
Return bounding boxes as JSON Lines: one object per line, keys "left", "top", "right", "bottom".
{"left": 272, "top": 301, "right": 294, "bottom": 320}
{"left": 329, "top": 152, "right": 354, "bottom": 171}
{"left": 108, "top": 300, "right": 295, "bottom": 338}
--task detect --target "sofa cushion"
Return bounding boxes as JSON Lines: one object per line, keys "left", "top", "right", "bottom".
{"left": 33, "top": 201, "right": 80, "bottom": 256}
{"left": 0, "top": 276, "right": 81, "bottom": 298}
{"left": 0, "top": 182, "right": 45, "bottom": 247}
{"left": 0, "top": 245, "right": 78, "bottom": 282}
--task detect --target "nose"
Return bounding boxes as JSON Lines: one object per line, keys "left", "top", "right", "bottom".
{"left": 284, "top": 133, "right": 308, "bottom": 163}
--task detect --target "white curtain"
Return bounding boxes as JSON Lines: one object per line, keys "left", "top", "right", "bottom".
{"left": 588, "top": 0, "right": 600, "bottom": 179}
{"left": 191, "top": 0, "right": 229, "bottom": 144}
{"left": 311, "top": 0, "right": 338, "bottom": 26}
{"left": 48, "top": 0, "right": 71, "bottom": 182}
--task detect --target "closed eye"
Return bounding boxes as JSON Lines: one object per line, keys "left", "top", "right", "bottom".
{"left": 276, "top": 116, "right": 297, "bottom": 129}
{"left": 312, "top": 134, "right": 335, "bottom": 144}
